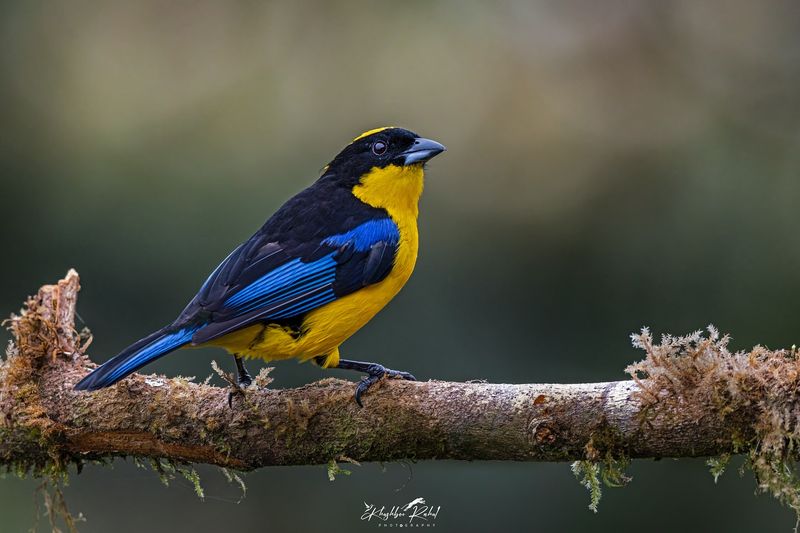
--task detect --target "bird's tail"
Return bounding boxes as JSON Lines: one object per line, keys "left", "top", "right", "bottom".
{"left": 74, "top": 324, "right": 200, "bottom": 391}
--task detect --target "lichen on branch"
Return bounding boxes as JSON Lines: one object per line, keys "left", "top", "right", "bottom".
{"left": 627, "top": 326, "right": 800, "bottom": 518}
{"left": 2, "top": 271, "right": 800, "bottom": 523}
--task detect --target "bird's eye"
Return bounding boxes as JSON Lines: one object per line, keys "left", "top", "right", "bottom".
{"left": 372, "top": 141, "right": 388, "bottom": 156}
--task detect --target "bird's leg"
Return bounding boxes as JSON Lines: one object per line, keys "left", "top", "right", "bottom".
{"left": 234, "top": 355, "right": 253, "bottom": 387}
{"left": 315, "top": 356, "right": 416, "bottom": 407}
{"left": 228, "top": 354, "right": 253, "bottom": 407}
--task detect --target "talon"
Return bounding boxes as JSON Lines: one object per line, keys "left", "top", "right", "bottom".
{"left": 351, "top": 364, "right": 417, "bottom": 407}
{"left": 387, "top": 370, "right": 416, "bottom": 381}
{"left": 227, "top": 376, "right": 253, "bottom": 408}
{"left": 227, "top": 390, "right": 238, "bottom": 408}
{"left": 329, "top": 358, "right": 417, "bottom": 407}
{"left": 354, "top": 374, "right": 381, "bottom": 407}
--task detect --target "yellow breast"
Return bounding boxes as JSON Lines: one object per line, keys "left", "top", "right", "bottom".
{"left": 207, "top": 164, "right": 425, "bottom": 365}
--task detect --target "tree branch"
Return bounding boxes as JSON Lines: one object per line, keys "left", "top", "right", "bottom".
{"left": 0, "top": 271, "right": 794, "bottom": 484}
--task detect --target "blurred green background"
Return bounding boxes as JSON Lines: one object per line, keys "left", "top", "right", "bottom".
{"left": 2, "top": 1, "right": 800, "bottom": 531}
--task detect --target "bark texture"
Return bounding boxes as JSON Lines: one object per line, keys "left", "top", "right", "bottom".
{"left": 0, "top": 272, "right": 772, "bottom": 473}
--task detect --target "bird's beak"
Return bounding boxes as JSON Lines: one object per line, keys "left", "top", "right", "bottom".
{"left": 397, "top": 137, "right": 446, "bottom": 166}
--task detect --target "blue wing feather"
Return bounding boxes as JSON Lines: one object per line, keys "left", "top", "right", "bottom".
{"left": 188, "top": 218, "right": 399, "bottom": 345}
{"left": 322, "top": 218, "right": 399, "bottom": 251}
{"left": 223, "top": 253, "right": 338, "bottom": 316}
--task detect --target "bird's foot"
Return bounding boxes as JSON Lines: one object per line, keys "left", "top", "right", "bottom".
{"left": 227, "top": 371, "right": 253, "bottom": 408}
{"left": 353, "top": 363, "right": 416, "bottom": 408}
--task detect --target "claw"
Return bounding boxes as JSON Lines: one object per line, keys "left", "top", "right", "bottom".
{"left": 227, "top": 390, "right": 239, "bottom": 408}
{"left": 227, "top": 370, "right": 253, "bottom": 408}
{"left": 354, "top": 374, "right": 381, "bottom": 407}
{"left": 352, "top": 363, "right": 416, "bottom": 407}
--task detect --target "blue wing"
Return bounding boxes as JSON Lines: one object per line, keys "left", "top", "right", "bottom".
{"left": 75, "top": 187, "right": 401, "bottom": 391}
{"left": 188, "top": 217, "right": 399, "bottom": 344}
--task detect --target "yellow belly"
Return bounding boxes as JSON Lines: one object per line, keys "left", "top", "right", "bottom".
{"left": 202, "top": 163, "right": 424, "bottom": 367}
{"left": 204, "top": 217, "right": 418, "bottom": 367}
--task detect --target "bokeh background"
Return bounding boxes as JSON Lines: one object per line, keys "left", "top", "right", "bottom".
{"left": 2, "top": 1, "right": 800, "bottom": 531}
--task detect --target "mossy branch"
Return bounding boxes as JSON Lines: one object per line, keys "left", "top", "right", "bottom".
{"left": 2, "top": 272, "right": 800, "bottom": 518}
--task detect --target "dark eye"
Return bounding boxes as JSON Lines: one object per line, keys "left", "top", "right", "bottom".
{"left": 372, "top": 140, "right": 387, "bottom": 156}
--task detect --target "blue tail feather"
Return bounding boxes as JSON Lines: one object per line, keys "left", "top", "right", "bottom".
{"left": 74, "top": 325, "right": 200, "bottom": 391}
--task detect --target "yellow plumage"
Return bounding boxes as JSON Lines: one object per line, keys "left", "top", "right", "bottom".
{"left": 202, "top": 163, "right": 424, "bottom": 368}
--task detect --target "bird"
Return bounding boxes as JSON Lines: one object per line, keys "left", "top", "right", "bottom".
{"left": 74, "top": 127, "right": 446, "bottom": 406}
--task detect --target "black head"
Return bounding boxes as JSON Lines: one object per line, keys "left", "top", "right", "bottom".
{"left": 322, "top": 127, "right": 445, "bottom": 185}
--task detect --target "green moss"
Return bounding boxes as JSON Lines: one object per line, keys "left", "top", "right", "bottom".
{"left": 179, "top": 467, "right": 204, "bottom": 501}
{"left": 146, "top": 459, "right": 205, "bottom": 501}
{"left": 34, "top": 479, "right": 85, "bottom": 533}
{"left": 628, "top": 326, "right": 800, "bottom": 523}
{"left": 746, "top": 447, "right": 800, "bottom": 519}
{"left": 707, "top": 454, "right": 731, "bottom": 483}
{"left": 600, "top": 454, "right": 631, "bottom": 488}
{"left": 570, "top": 452, "right": 631, "bottom": 513}
{"left": 150, "top": 459, "right": 175, "bottom": 487}
{"left": 220, "top": 467, "right": 247, "bottom": 503}
{"left": 326, "top": 458, "right": 350, "bottom": 481}
{"left": 571, "top": 461, "right": 602, "bottom": 513}
{"left": 326, "top": 458, "right": 358, "bottom": 481}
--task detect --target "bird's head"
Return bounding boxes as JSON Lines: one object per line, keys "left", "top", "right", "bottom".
{"left": 325, "top": 127, "right": 446, "bottom": 178}
{"left": 321, "top": 127, "right": 446, "bottom": 216}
